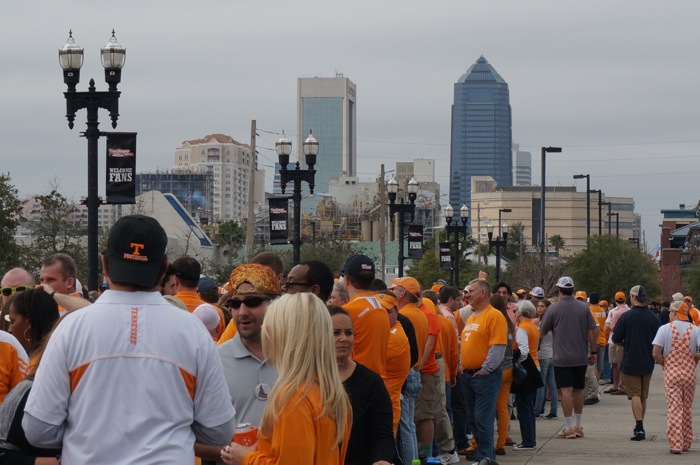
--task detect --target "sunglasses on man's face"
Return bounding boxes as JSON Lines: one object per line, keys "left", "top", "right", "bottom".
{"left": 225, "top": 296, "right": 271, "bottom": 309}
{"left": 1, "top": 286, "right": 33, "bottom": 297}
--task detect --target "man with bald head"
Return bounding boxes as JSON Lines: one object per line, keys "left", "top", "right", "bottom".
{"left": 1, "top": 268, "right": 35, "bottom": 305}
{"left": 1, "top": 268, "right": 35, "bottom": 330}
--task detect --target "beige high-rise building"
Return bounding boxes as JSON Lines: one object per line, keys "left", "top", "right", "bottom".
{"left": 173, "top": 134, "right": 264, "bottom": 222}
{"left": 470, "top": 176, "right": 638, "bottom": 255}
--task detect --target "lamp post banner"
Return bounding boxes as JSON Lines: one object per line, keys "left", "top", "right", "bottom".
{"left": 268, "top": 197, "right": 290, "bottom": 245}
{"left": 439, "top": 242, "right": 452, "bottom": 270}
{"left": 105, "top": 132, "right": 137, "bottom": 204}
{"left": 407, "top": 224, "right": 424, "bottom": 259}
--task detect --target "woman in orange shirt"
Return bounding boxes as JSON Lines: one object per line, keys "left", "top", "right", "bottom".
{"left": 221, "top": 292, "right": 351, "bottom": 465}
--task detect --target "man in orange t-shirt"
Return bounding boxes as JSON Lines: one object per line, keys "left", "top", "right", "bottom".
{"left": 341, "top": 255, "right": 389, "bottom": 381}
{"left": 460, "top": 279, "right": 507, "bottom": 463}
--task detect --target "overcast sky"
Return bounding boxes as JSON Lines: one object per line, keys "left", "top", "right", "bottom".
{"left": 3, "top": 1, "right": 699, "bottom": 249}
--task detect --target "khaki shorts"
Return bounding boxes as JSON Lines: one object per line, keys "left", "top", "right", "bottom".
{"left": 608, "top": 344, "right": 623, "bottom": 364}
{"left": 623, "top": 373, "right": 653, "bottom": 400}
{"left": 415, "top": 372, "right": 441, "bottom": 421}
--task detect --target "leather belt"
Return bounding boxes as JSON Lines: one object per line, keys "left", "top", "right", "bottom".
{"left": 464, "top": 369, "right": 479, "bottom": 375}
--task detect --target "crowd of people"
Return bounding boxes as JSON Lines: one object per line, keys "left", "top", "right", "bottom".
{"left": 0, "top": 214, "right": 699, "bottom": 464}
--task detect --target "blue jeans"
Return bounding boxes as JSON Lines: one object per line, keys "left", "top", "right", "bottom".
{"left": 515, "top": 390, "right": 537, "bottom": 447}
{"left": 450, "top": 375, "right": 470, "bottom": 449}
{"left": 461, "top": 369, "right": 502, "bottom": 461}
{"left": 400, "top": 368, "right": 422, "bottom": 463}
{"left": 602, "top": 344, "right": 612, "bottom": 380}
{"left": 535, "top": 358, "right": 558, "bottom": 416}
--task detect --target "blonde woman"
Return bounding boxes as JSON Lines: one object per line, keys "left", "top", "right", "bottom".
{"left": 221, "top": 293, "right": 351, "bottom": 465}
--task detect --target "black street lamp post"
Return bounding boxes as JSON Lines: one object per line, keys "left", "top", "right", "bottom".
{"left": 608, "top": 212, "right": 620, "bottom": 237}
{"left": 444, "top": 204, "right": 469, "bottom": 288}
{"left": 600, "top": 201, "right": 612, "bottom": 235}
{"left": 276, "top": 131, "right": 319, "bottom": 266}
{"left": 59, "top": 30, "right": 126, "bottom": 293}
{"left": 573, "top": 174, "right": 591, "bottom": 239}
{"left": 388, "top": 177, "right": 418, "bottom": 277}
{"left": 590, "top": 189, "right": 602, "bottom": 235}
{"left": 540, "top": 146, "right": 562, "bottom": 263}
{"left": 487, "top": 207, "right": 511, "bottom": 283}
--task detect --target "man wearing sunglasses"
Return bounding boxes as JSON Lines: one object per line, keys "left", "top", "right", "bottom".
{"left": 1, "top": 268, "right": 34, "bottom": 306}
{"left": 0, "top": 268, "right": 35, "bottom": 331}
{"left": 196, "top": 263, "right": 280, "bottom": 464}
{"left": 282, "top": 260, "right": 334, "bottom": 302}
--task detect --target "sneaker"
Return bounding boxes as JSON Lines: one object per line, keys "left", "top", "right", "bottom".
{"left": 573, "top": 425, "right": 584, "bottom": 438}
{"left": 505, "top": 436, "right": 515, "bottom": 446}
{"left": 631, "top": 429, "right": 646, "bottom": 441}
{"left": 583, "top": 397, "right": 600, "bottom": 405}
{"left": 439, "top": 451, "right": 460, "bottom": 465}
{"left": 512, "top": 443, "right": 536, "bottom": 451}
{"left": 545, "top": 413, "right": 558, "bottom": 419}
{"left": 599, "top": 378, "right": 612, "bottom": 385}
{"left": 556, "top": 427, "right": 577, "bottom": 439}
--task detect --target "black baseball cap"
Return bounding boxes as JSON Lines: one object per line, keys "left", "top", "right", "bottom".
{"left": 341, "top": 254, "right": 376, "bottom": 279}
{"left": 107, "top": 215, "right": 168, "bottom": 288}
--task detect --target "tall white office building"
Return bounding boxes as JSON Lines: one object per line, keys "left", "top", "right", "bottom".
{"left": 173, "top": 134, "right": 264, "bottom": 222}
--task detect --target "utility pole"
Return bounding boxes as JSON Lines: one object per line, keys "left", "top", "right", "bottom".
{"left": 245, "top": 119, "right": 256, "bottom": 262}
{"left": 379, "top": 164, "right": 386, "bottom": 281}
{"left": 435, "top": 188, "right": 440, "bottom": 260}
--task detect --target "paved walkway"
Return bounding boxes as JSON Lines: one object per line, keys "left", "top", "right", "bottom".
{"left": 455, "top": 365, "right": 700, "bottom": 464}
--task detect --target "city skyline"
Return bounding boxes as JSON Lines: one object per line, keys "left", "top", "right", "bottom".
{"left": 3, "top": 1, "right": 700, "bottom": 250}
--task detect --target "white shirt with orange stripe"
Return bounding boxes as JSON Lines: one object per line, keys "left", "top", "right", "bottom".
{"left": 24, "top": 290, "right": 235, "bottom": 464}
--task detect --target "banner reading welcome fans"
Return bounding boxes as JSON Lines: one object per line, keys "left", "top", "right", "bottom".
{"left": 440, "top": 242, "right": 452, "bottom": 270}
{"left": 106, "top": 132, "right": 137, "bottom": 204}
{"left": 407, "top": 224, "right": 424, "bottom": 259}
{"left": 268, "top": 197, "right": 290, "bottom": 245}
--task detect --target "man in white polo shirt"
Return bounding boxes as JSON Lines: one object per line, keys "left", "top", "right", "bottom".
{"left": 24, "top": 215, "right": 236, "bottom": 464}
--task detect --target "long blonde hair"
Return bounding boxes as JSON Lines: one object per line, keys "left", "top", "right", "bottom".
{"left": 260, "top": 292, "right": 350, "bottom": 444}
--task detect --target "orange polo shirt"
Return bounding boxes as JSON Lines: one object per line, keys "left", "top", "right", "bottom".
{"left": 399, "top": 302, "right": 428, "bottom": 369}
{"left": 589, "top": 304, "right": 607, "bottom": 346}
{"left": 343, "top": 292, "right": 390, "bottom": 380}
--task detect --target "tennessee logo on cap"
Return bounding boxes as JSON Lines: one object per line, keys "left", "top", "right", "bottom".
{"left": 123, "top": 242, "right": 148, "bottom": 262}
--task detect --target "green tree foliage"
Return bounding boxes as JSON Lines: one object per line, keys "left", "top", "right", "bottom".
{"left": 502, "top": 222, "right": 527, "bottom": 261}
{"left": 549, "top": 234, "right": 566, "bottom": 255}
{"left": 567, "top": 234, "right": 660, "bottom": 300}
{"left": 24, "top": 189, "right": 88, "bottom": 281}
{"left": 0, "top": 173, "right": 24, "bottom": 269}
{"left": 217, "top": 220, "right": 245, "bottom": 249}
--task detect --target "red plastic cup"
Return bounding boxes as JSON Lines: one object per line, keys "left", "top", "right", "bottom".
{"left": 233, "top": 423, "right": 258, "bottom": 446}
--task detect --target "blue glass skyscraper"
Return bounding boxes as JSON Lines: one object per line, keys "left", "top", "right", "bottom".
{"left": 449, "top": 56, "right": 512, "bottom": 216}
